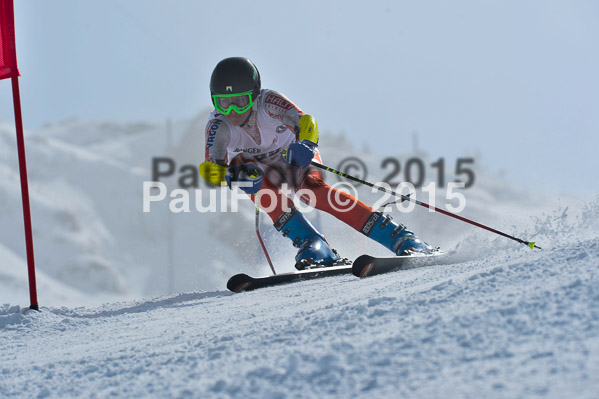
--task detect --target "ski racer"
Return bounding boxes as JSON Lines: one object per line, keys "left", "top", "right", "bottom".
{"left": 203, "top": 57, "right": 433, "bottom": 269}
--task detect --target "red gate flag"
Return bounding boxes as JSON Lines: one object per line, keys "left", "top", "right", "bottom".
{"left": 1, "top": 0, "right": 39, "bottom": 310}
{"left": 0, "top": 0, "right": 19, "bottom": 80}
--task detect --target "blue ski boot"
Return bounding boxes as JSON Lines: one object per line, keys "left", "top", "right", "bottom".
{"left": 361, "top": 212, "right": 433, "bottom": 255}
{"left": 274, "top": 208, "right": 340, "bottom": 270}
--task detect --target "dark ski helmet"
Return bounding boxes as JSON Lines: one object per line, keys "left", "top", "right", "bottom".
{"left": 210, "top": 57, "right": 261, "bottom": 102}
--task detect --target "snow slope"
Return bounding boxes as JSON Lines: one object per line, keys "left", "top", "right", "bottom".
{"left": 0, "top": 243, "right": 93, "bottom": 307}
{"left": 1, "top": 115, "right": 598, "bottom": 397}
{"left": 1, "top": 198, "right": 598, "bottom": 398}
{"left": 0, "top": 115, "right": 250, "bottom": 304}
{"left": 1, "top": 114, "right": 558, "bottom": 305}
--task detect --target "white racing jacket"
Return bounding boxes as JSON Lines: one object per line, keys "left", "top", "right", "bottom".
{"left": 204, "top": 89, "right": 310, "bottom": 166}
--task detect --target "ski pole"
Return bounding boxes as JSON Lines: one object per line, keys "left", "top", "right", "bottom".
{"left": 252, "top": 194, "right": 277, "bottom": 275}
{"left": 310, "top": 161, "right": 541, "bottom": 250}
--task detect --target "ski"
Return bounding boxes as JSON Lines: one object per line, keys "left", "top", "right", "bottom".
{"left": 352, "top": 251, "right": 444, "bottom": 278}
{"left": 227, "top": 251, "right": 445, "bottom": 292}
{"left": 227, "top": 263, "right": 353, "bottom": 293}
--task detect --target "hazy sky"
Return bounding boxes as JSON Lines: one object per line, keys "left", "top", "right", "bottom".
{"left": 1, "top": 0, "right": 598, "bottom": 194}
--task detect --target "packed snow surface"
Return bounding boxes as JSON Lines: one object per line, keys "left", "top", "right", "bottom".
{"left": 1, "top": 118, "right": 598, "bottom": 397}
{"left": 2, "top": 199, "right": 599, "bottom": 398}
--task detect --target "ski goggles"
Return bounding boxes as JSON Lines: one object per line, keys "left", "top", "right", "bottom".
{"left": 212, "top": 92, "right": 254, "bottom": 115}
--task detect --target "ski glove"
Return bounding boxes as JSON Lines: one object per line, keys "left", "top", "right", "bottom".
{"left": 225, "top": 164, "right": 264, "bottom": 194}
{"left": 282, "top": 140, "right": 316, "bottom": 168}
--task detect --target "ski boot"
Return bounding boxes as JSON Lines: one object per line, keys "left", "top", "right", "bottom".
{"left": 274, "top": 208, "right": 341, "bottom": 270}
{"left": 361, "top": 212, "right": 433, "bottom": 255}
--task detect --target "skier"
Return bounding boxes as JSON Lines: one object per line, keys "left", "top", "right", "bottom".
{"left": 204, "top": 57, "right": 433, "bottom": 269}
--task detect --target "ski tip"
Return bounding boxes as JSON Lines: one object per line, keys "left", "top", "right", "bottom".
{"left": 226, "top": 273, "right": 253, "bottom": 293}
{"left": 528, "top": 242, "right": 535, "bottom": 250}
